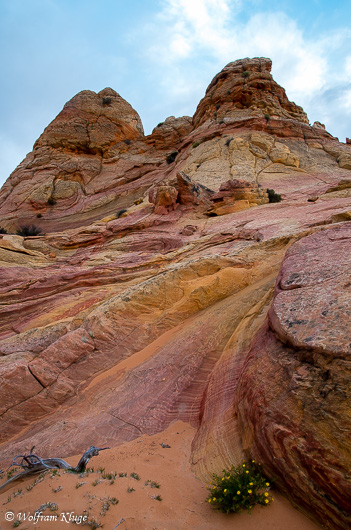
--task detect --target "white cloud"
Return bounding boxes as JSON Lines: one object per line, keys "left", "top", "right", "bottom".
{"left": 140, "top": 0, "right": 351, "bottom": 140}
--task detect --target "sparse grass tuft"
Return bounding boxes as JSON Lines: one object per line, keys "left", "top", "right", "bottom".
{"left": 152, "top": 494, "right": 162, "bottom": 501}
{"left": 145, "top": 480, "right": 160, "bottom": 488}
{"left": 130, "top": 472, "right": 140, "bottom": 481}
{"left": 16, "top": 224, "right": 42, "bottom": 237}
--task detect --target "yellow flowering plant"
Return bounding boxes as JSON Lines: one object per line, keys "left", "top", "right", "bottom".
{"left": 206, "top": 461, "right": 273, "bottom": 514}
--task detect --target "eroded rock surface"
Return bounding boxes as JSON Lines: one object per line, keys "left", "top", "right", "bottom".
{"left": 236, "top": 224, "right": 351, "bottom": 529}
{"left": 0, "top": 57, "right": 351, "bottom": 529}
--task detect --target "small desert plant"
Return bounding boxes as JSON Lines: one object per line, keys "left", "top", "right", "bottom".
{"left": 145, "top": 480, "right": 160, "bottom": 488}
{"left": 102, "top": 97, "right": 112, "bottom": 106}
{"left": 192, "top": 142, "right": 200, "bottom": 148}
{"left": 123, "top": 138, "right": 131, "bottom": 145}
{"left": 242, "top": 70, "right": 250, "bottom": 78}
{"left": 16, "top": 224, "right": 42, "bottom": 237}
{"left": 157, "top": 122, "right": 164, "bottom": 127}
{"left": 0, "top": 227, "right": 7, "bottom": 234}
{"left": 116, "top": 209, "right": 127, "bottom": 218}
{"left": 102, "top": 472, "right": 117, "bottom": 480}
{"left": 13, "top": 521, "right": 21, "bottom": 528}
{"left": 92, "top": 479, "right": 100, "bottom": 487}
{"left": 225, "top": 137, "right": 233, "bottom": 147}
{"left": 207, "top": 461, "right": 273, "bottom": 514}
{"left": 130, "top": 472, "right": 140, "bottom": 481}
{"left": 166, "top": 151, "right": 178, "bottom": 164}
{"left": 264, "top": 113, "right": 271, "bottom": 121}
{"left": 152, "top": 495, "right": 162, "bottom": 501}
{"left": 127, "top": 487, "right": 135, "bottom": 493}
{"left": 134, "top": 198, "right": 143, "bottom": 205}
{"left": 267, "top": 189, "right": 282, "bottom": 203}
{"left": 86, "top": 519, "right": 102, "bottom": 530}
{"left": 47, "top": 197, "right": 56, "bottom": 206}
{"left": 36, "top": 213, "right": 42, "bottom": 218}
{"left": 118, "top": 472, "right": 127, "bottom": 477}
{"left": 109, "top": 497, "right": 118, "bottom": 505}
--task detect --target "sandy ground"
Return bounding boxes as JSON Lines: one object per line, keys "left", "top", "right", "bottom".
{"left": 0, "top": 421, "right": 321, "bottom": 530}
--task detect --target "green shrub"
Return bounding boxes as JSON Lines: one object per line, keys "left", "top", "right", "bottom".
{"left": 207, "top": 461, "right": 273, "bottom": 514}
{"left": 0, "top": 227, "right": 7, "bottom": 234}
{"left": 264, "top": 113, "right": 271, "bottom": 121}
{"left": 102, "top": 97, "right": 112, "bottom": 106}
{"left": 16, "top": 224, "right": 42, "bottom": 237}
{"left": 267, "top": 189, "right": 282, "bottom": 203}
{"left": 192, "top": 142, "right": 200, "bottom": 148}
{"left": 242, "top": 71, "right": 250, "bottom": 78}
{"left": 116, "top": 209, "right": 127, "bottom": 218}
{"left": 166, "top": 151, "right": 178, "bottom": 164}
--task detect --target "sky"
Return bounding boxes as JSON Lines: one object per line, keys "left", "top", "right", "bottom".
{"left": 0, "top": 0, "right": 350, "bottom": 187}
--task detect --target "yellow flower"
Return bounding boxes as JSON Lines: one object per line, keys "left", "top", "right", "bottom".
{"left": 248, "top": 490, "right": 252, "bottom": 494}
{"left": 242, "top": 464, "right": 246, "bottom": 467}
{"left": 237, "top": 491, "right": 241, "bottom": 495}
{"left": 272, "top": 498, "right": 274, "bottom": 502}
{"left": 252, "top": 460, "right": 255, "bottom": 463}
{"left": 264, "top": 492, "right": 269, "bottom": 497}
{"left": 266, "top": 482, "right": 270, "bottom": 486}
{"left": 208, "top": 499, "right": 211, "bottom": 503}
{"left": 226, "top": 476, "right": 230, "bottom": 479}
{"left": 222, "top": 477, "right": 225, "bottom": 481}
{"left": 224, "top": 489, "right": 227, "bottom": 493}
{"left": 246, "top": 470, "right": 249, "bottom": 474}
{"left": 213, "top": 486, "right": 216, "bottom": 489}
{"left": 265, "top": 499, "right": 269, "bottom": 504}
{"left": 213, "top": 497, "right": 216, "bottom": 501}
{"left": 249, "top": 482, "right": 253, "bottom": 486}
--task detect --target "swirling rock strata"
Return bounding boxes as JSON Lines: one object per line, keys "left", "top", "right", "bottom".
{"left": 236, "top": 224, "right": 351, "bottom": 529}
{"left": 0, "top": 57, "right": 351, "bottom": 529}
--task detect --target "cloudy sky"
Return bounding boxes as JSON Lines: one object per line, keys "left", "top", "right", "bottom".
{"left": 0, "top": 0, "right": 350, "bottom": 186}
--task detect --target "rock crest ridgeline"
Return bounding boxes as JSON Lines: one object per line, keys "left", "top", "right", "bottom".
{"left": 0, "top": 58, "right": 351, "bottom": 529}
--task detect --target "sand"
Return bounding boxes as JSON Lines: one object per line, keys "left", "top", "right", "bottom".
{"left": 0, "top": 421, "right": 321, "bottom": 530}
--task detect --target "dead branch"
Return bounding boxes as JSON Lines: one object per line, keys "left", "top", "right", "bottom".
{"left": 0, "top": 445, "right": 109, "bottom": 493}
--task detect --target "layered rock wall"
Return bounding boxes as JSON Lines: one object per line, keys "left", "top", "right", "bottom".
{"left": 0, "top": 57, "right": 351, "bottom": 529}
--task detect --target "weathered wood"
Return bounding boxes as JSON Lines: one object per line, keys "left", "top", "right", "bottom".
{"left": 0, "top": 445, "right": 109, "bottom": 492}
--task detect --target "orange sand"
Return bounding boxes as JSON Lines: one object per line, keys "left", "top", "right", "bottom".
{"left": 0, "top": 421, "right": 321, "bottom": 530}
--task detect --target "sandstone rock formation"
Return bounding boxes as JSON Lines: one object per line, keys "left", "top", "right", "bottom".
{"left": 0, "top": 57, "right": 350, "bottom": 529}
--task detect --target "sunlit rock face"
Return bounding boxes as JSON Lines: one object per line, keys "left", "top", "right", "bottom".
{"left": 1, "top": 57, "right": 351, "bottom": 529}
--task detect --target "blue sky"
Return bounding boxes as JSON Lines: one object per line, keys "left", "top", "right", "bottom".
{"left": 0, "top": 0, "right": 350, "bottom": 186}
